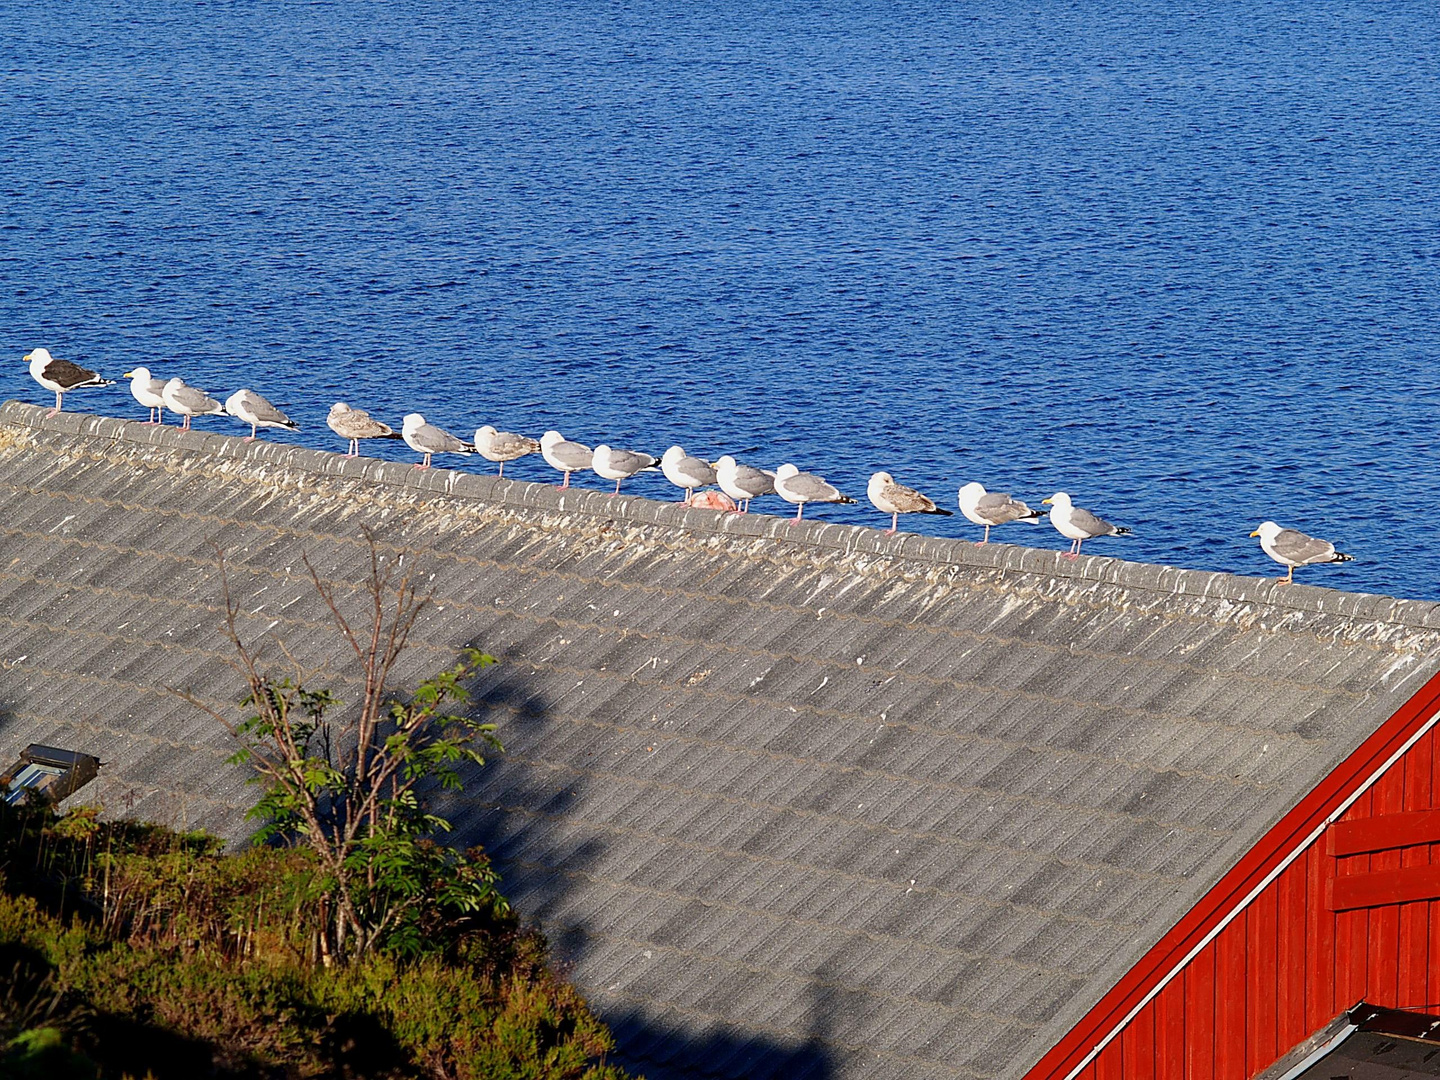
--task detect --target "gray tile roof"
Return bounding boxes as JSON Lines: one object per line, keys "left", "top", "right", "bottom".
{"left": 2, "top": 399, "right": 1439, "bottom": 1079}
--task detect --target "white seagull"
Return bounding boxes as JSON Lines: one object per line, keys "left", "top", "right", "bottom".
{"left": 161, "top": 378, "right": 225, "bottom": 430}
{"left": 1041, "top": 492, "right": 1132, "bottom": 559}
{"left": 714, "top": 455, "right": 775, "bottom": 514}
{"left": 474, "top": 425, "right": 541, "bottom": 478}
{"left": 592, "top": 444, "right": 660, "bottom": 496}
{"left": 225, "top": 389, "right": 299, "bottom": 442}
{"left": 25, "top": 348, "right": 113, "bottom": 416}
{"left": 660, "top": 445, "right": 717, "bottom": 504}
{"left": 540, "top": 430, "right": 593, "bottom": 489}
{"left": 1250, "top": 521, "right": 1354, "bottom": 584}
{"left": 867, "top": 472, "right": 953, "bottom": 534}
{"left": 774, "top": 464, "right": 857, "bottom": 523}
{"left": 122, "top": 366, "right": 168, "bottom": 424}
{"left": 957, "top": 481, "right": 1045, "bottom": 544}
{"left": 401, "top": 413, "right": 472, "bottom": 469}
{"left": 327, "top": 403, "right": 402, "bottom": 457}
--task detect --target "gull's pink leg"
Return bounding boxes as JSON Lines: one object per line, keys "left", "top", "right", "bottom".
{"left": 886, "top": 511, "right": 898, "bottom": 534}
{"left": 559, "top": 472, "right": 571, "bottom": 489}
{"left": 611, "top": 478, "right": 622, "bottom": 496}
{"left": 497, "top": 461, "right": 506, "bottom": 479}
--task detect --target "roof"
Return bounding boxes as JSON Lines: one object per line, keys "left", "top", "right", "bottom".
{"left": 2, "top": 398, "right": 1440, "bottom": 1080}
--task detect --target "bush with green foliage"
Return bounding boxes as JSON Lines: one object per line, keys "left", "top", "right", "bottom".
{"left": 0, "top": 804, "right": 632, "bottom": 1079}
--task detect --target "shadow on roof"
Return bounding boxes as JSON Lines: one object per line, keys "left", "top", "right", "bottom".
{"left": 436, "top": 659, "right": 839, "bottom": 1080}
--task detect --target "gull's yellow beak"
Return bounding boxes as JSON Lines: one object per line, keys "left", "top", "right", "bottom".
{"left": 122, "top": 371, "right": 135, "bottom": 380}
{"left": 1041, "top": 497, "right": 1053, "bottom": 506}
{"left": 21, "top": 351, "right": 32, "bottom": 362}
{"left": 1249, "top": 529, "right": 1261, "bottom": 537}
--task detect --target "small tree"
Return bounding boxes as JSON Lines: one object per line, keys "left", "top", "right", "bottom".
{"left": 183, "top": 531, "right": 503, "bottom": 963}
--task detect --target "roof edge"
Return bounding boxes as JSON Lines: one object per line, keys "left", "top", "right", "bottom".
{"left": 1019, "top": 665, "right": 1440, "bottom": 1080}
{"left": 6, "top": 398, "right": 1440, "bottom": 631}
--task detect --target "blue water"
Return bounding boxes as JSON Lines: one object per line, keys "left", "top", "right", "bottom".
{"left": 4, "top": 1, "right": 1440, "bottom": 599}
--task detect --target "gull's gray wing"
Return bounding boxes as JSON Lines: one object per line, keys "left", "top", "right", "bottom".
{"left": 1272, "top": 528, "right": 1337, "bottom": 565}
{"left": 170, "top": 384, "right": 222, "bottom": 413}
{"left": 732, "top": 465, "right": 774, "bottom": 496}
{"left": 550, "top": 440, "right": 594, "bottom": 470}
{"left": 418, "top": 423, "right": 471, "bottom": 453}
{"left": 977, "top": 492, "right": 1038, "bottom": 525}
{"left": 1068, "top": 505, "right": 1120, "bottom": 538}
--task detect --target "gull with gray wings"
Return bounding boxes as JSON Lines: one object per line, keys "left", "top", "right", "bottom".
{"left": 1251, "top": 521, "right": 1354, "bottom": 584}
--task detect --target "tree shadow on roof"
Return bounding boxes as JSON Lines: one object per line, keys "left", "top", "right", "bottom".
{"left": 438, "top": 657, "right": 838, "bottom": 1080}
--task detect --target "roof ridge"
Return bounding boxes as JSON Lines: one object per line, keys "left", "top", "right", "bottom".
{"left": 6, "top": 398, "right": 1440, "bottom": 633}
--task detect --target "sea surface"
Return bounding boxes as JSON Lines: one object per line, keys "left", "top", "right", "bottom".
{"left": 4, "top": 1, "right": 1439, "bottom": 600}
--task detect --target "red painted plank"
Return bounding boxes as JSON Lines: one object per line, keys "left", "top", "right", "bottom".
{"left": 1023, "top": 669, "right": 1440, "bottom": 1080}
{"left": 1185, "top": 945, "right": 1216, "bottom": 1080}
{"left": 1248, "top": 890, "right": 1279, "bottom": 1072}
{"left": 1372, "top": 768, "right": 1406, "bottom": 1005}
{"left": 1328, "top": 809, "right": 1440, "bottom": 856}
{"left": 1399, "top": 733, "right": 1434, "bottom": 1008}
{"left": 1275, "top": 860, "right": 1307, "bottom": 1051}
{"left": 1121, "top": 1003, "right": 1154, "bottom": 1080}
{"left": 1093, "top": 1036, "right": 1124, "bottom": 1080}
{"left": 1330, "top": 864, "right": 1440, "bottom": 912}
{"left": 1155, "top": 978, "right": 1185, "bottom": 1080}
{"left": 1215, "top": 919, "right": 1247, "bottom": 1080}
{"left": 1305, "top": 841, "right": 1334, "bottom": 1033}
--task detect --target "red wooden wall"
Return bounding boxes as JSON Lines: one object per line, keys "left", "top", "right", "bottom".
{"left": 1026, "top": 671, "right": 1440, "bottom": 1080}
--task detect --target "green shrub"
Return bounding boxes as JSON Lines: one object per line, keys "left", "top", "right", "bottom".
{"left": 0, "top": 805, "right": 635, "bottom": 1080}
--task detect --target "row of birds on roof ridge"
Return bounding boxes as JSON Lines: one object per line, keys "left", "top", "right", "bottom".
{"left": 22, "top": 347, "right": 1356, "bottom": 584}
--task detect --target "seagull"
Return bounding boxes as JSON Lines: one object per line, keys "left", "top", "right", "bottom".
{"left": 867, "top": 472, "right": 953, "bottom": 534}
{"left": 161, "top": 378, "right": 225, "bottom": 430}
{"left": 592, "top": 445, "right": 660, "bottom": 496}
{"left": 1041, "top": 491, "right": 1132, "bottom": 559}
{"left": 122, "top": 366, "right": 168, "bottom": 424}
{"left": 957, "top": 481, "right": 1045, "bottom": 544}
{"left": 225, "top": 389, "right": 298, "bottom": 442}
{"left": 540, "top": 430, "right": 593, "bottom": 488}
{"left": 327, "top": 403, "right": 402, "bottom": 457}
{"left": 474, "top": 425, "right": 541, "bottom": 478}
{"left": 1250, "top": 521, "right": 1354, "bottom": 584}
{"left": 660, "top": 445, "right": 717, "bottom": 504}
{"left": 774, "top": 463, "right": 857, "bottom": 523}
{"left": 401, "top": 413, "right": 472, "bottom": 469}
{"left": 714, "top": 455, "right": 775, "bottom": 514}
{"left": 25, "top": 348, "right": 114, "bottom": 416}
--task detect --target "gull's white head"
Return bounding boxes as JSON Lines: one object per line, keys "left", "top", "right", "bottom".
{"left": 1042, "top": 491, "right": 1072, "bottom": 509}
{"left": 957, "top": 481, "right": 985, "bottom": 507}
{"left": 540, "top": 430, "right": 565, "bottom": 448}
{"left": 163, "top": 377, "right": 185, "bottom": 391}
{"left": 775, "top": 463, "right": 799, "bottom": 479}
{"left": 1251, "top": 521, "right": 1282, "bottom": 540}
{"left": 476, "top": 424, "right": 497, "bottom": 438}
{"left": 123, "top": 366, "right": 151, "bottom": 381}
{"left": 593, "top": 444, "right": 612, "bottom": 455}
{"left": 714, "top": 455, "right": 737, "bottom": 473}
{"left": 868, "top": 472, "right": 894, "bottom": 498}
{"left": 329, "top": 402, "right": 351, "bottom": 416}
{"left": 662, "top": 445, "right": 686, "bottom": 464}
{"left": 402, "top": 413, "right": 426, "bottom": 434}
{"left": 23, "top": 348, "right": 51, "bottom": 364}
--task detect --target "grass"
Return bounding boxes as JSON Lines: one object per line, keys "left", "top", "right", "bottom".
{"left": 0, "top": 804, "right": 633, "bottom": 1080}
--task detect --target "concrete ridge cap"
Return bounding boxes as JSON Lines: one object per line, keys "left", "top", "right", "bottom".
{"left": 6, "top": 399, "right": 1440, "bottom": 634}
